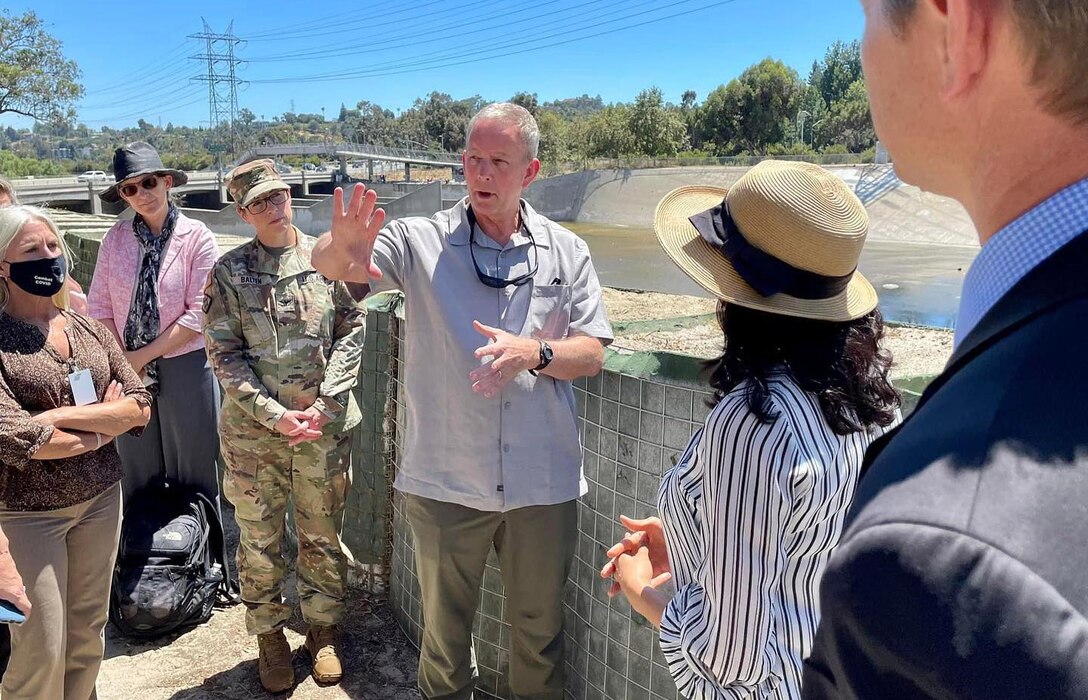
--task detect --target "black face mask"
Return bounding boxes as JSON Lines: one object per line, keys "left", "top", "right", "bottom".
{"left": 6, "top": 255, "right": 67, "bottom": 297}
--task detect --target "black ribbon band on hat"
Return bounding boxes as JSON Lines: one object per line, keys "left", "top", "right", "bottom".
{"left": 688, "top": 202, "right": 854, "bottom": 300}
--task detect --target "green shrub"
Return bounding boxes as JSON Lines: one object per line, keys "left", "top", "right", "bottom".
{"left": 0, "top": 151, "right": 68, "bottom": 178}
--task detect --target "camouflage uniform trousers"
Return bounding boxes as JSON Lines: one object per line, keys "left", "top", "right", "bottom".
{"left": 221, "top": 426, "right": 353, "bottom": 635}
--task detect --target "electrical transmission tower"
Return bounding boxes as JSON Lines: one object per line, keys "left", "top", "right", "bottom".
{"left": 190, "top": 20, "right": 244, "bottom": 157}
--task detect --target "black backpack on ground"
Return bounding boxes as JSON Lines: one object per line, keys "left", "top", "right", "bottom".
{"left": 110, "top": 478, "right": 238, "bottom": 639}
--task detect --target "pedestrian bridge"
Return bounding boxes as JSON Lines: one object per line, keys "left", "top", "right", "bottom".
{"left": 235, "top": 142, "right": 461, "bottom": 169}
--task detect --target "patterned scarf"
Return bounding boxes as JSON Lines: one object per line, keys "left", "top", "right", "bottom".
{"left": 123, "top": 203, "right": 179, "bottom": 384}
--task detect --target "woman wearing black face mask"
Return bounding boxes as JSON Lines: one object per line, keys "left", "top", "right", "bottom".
{"left": 0, "top": 206, "right": 151, "bottom": 700}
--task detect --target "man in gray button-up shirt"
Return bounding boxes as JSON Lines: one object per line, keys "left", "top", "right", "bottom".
{"left": 313, "top": 102, "right": 612, "bottom": 700}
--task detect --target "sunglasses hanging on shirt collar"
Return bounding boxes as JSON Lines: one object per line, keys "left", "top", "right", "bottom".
{"left": 466, "top": 206, "right": 538, "bottom": 288}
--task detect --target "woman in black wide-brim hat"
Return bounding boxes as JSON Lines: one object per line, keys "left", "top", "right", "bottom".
{"left": 87, "top": 142, "right": 224, "bottom": 512}
{"left": 601, "top": 160, "right": 902, "bottom": 700}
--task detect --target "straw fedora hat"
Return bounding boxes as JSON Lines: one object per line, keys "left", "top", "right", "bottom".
{"left": 652, "top": 160, "right": 877, "bottom": 322}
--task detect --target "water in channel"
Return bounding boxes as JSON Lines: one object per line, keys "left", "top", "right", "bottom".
{"left": 563, "top": 222, "right": 979, "bottom": 330}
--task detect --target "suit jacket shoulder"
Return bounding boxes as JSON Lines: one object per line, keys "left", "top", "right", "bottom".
{"left": 803, "top": 517, "right": 1088, "bottom": 699}
{"left": 846, "top": 234, "right": 1088, "bottom": 604}
{"left": 803, "top": 231, "right": 1088, "bottom": 698}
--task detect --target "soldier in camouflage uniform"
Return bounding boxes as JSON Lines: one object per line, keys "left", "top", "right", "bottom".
{"left": 202, "top": 159, "right": 366, "bottom": 692}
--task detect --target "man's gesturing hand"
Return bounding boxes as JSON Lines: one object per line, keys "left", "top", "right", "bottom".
{"left": 311, "top": 184, "right": 386, "bottom": 283}
{"left": 469, "top": 320, "right": 541, "bottom": 399}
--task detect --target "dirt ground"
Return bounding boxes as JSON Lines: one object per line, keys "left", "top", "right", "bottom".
{"left": 97, "top": 500, "right": 420, "bottom": 700}
{"left": 602, "top": 288, "right": 953, "bottom": 379}
{"left": 95, "top": 288, "right": 952, "bottom": 699}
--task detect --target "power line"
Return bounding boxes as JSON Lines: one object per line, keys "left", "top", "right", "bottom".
{"left": 244, "top": 0, "right": 529, "bottom": 62}
{"left": 243, "top": 0, "right": 453, "bottom": 42}
{"left": 79, "top": 90, "right": 207, "bottom": 125}
{"left": 240, "top": 6, "right": 399, "bottom": 40}
{"left": 79, "top": 66, "right": 198, "bottom": 110}
{"left": 249, "top": 0, "right": 700, "bottom": 82}
{"left": 294, "top": 0, "right": 661, "bottom": 74}
{"left": 251, "top": 0, "right": 734, "bottom": 84}
{"left": 80, "top": 81, "right": 204, "bottom": 115}
{"left": 246, "top": 0, "right": 609, "bottom": 64}
{"left": 74, "top": 0, "right": 735, "bottom": 128}
{"left": 85, "top": 42, "right": 192, "bottom": 95}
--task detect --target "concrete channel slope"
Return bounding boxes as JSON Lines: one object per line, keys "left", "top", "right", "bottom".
{"left": 525, "top": 165, "right": 979, "bottom": 248}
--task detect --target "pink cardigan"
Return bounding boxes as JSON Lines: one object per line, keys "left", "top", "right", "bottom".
{"left": 87, "top": 213, "right": 219, "bottom": 358}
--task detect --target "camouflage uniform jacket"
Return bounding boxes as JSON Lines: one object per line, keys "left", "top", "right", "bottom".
{"left": 202, "top": 228, "right": 365, "bottom": 434}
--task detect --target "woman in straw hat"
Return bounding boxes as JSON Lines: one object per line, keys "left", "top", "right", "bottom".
{"left": 87, "top": 142, "right": 222, "bottom": 510}
{"left": 601, "top": 160, "right": 900, "bottom": 699}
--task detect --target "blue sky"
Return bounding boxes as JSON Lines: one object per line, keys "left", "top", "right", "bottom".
{"left": 8, "top": 1, "right": 864, "bottom": 130}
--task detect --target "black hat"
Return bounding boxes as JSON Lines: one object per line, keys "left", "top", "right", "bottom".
{"left": 100, "top": 141, "right": 188, "bottom": 203}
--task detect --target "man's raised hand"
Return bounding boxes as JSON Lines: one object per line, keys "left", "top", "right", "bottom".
{"left": 312, "top": 184, "right": 386, "bottom": 283}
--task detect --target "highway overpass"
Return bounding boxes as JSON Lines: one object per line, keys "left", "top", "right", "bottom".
{"left": 12, "top": 141, "right": 463, "bottom": 213}
{"left": 12, "top": 169, "right": 346, "bottom": 215}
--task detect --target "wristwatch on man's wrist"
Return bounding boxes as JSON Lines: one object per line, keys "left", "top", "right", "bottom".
{"left": 529, "top": 340, "right": 554, "bottom": 376}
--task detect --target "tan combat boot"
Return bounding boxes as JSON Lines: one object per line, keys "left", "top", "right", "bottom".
{"left": 257, "top": 629, "right": 295, "bottom": 693}
{"left": 304, "top": 624, "right": 342, "bottom": 684}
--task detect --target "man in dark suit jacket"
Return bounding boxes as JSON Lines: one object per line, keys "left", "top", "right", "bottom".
{"left": 803, "top": 1, "right": 1088, "bottom": 697}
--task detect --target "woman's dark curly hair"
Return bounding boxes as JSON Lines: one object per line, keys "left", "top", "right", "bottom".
{"left": 705, "top": 302, "right": 901, "bottom": 435}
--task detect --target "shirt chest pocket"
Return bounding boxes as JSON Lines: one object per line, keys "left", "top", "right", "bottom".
{"left": 238, "top": 286, "right": 276, "bottom": 346}
{"left": 529, "top": 284, "right": 573, "bottom": 340}
{"left": 296, "top": 274, "right": 334, "bottom": 339}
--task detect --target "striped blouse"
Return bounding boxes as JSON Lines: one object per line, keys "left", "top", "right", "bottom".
{"left": 657, "top": 375, "right": 896, "bottom": 699}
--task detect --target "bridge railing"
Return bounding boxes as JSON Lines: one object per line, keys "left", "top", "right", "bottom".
{"left": 13, "top": 171, "right": 223, "bottom": 192}
{"left": 234, "top": 141, "right": 460, "bottom": 168}
{"left": 12, "top": 176, "right": 94, "bottom": 189}
{"left": 336, "top": 141, "right": 460, "bottom": 165}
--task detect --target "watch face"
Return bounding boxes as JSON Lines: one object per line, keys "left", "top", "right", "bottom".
{"left": 536, "top": 341, "right": 554, "bottom": 372}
